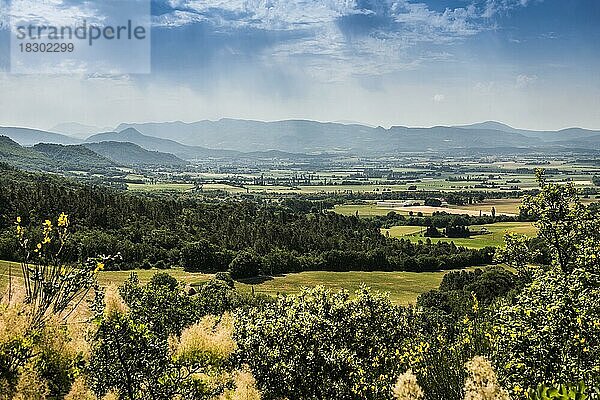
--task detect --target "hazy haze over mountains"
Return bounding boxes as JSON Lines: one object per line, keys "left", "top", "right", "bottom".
{"left": 116, "top": 119, "right": 600, "bottom": 155}
{"left": 1, "top": 119, "right": 599, "bottom": 162}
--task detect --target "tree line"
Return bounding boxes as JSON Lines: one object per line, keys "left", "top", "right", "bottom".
{"left": 0, "top": 163, "right": 492, "bottom": 277}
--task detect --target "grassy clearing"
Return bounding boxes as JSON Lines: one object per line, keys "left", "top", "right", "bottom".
{"left": 334, "top": 198, "right": 524, "bottom": 217}
{"left": 448, "top": 198, "right": 523, "bottom": 215}
{"left": 334, "top": 204, "right": 393, "bottom": 216}
{"left": 0, "top": 261, "right": 212, "bottom": 292}
{"left": 1, "top": 260, "right": 456, "bottom": 305}
{"left": 128, "top": 183, "right": 195, "bottom": 192}
{"left": 384, "top": 221, "right": 538, "bottom": 248}
{"left": 237, "top": 270, "right": 449, "bottom": 305}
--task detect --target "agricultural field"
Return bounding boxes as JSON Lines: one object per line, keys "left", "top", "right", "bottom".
{"left": 128, "top": 183, "right": 195, "bottom": 192}
{"left": 383, "top": 221, "right": 538, "bottom": 248}
{"left": 334, "top": 198, "right": 524, "bottom": 217}
{"left": 0, "top": 260, "right": 457, "bottom": 305}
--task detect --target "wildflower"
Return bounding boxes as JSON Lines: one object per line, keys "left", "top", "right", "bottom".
{"left": 513, "top": 385, "right": 523, "bottom": 394}
{"left": 392, "top": 370, "right": 424, "bottom": 400}
{"left": 94, "top": 262, "right": 105, "bottom": 273}
{"left": 471, "top": 292, "right": 479, "bottom": 313}
{"left": 16, "top": 216, "right": 21, "bottom": 223}
{"left": 464, "top": 356, "right": 510, "bottom": 400}
{"left": 57, "top": 213, "right": 68, "bottom": 227}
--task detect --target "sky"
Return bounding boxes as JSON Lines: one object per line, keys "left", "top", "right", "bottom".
{"left": 0, "top": 0, "right": 599, "bottom": 131}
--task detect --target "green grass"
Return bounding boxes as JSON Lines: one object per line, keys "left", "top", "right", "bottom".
{"left": 0, "top": 261, "right": 212, "bottom": 292}
{"left": 384, "top": 222, "right": 538, "bottom": 248}
{"left": 334, "top": 204, "right": 393, "bottom": 216}
{"left": 127, "top": 183, "right": 195, "bottom": 192}
{"left": 1, "top": 261, "right": 453, "bottom": 305}
{"left": 237, "top": 270, "right": 450, "bottom": 305}
{"left": 335, "top": 199, "right": 524, "bottom": 218}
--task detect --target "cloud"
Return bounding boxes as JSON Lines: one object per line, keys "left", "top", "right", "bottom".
{"left": 482, "top": 0, "right": 541, "bottom": 18}
{"left": 433, "top": 93, "right": 445, "bottom": 102}
{"left": 515, "top": 74, "right": 537, "bottom": 88}
{"left": 146, "top": 0, "right": 542, "bottom": 79}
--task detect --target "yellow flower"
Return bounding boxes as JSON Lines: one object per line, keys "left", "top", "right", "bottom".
{"left": 16, "top": 216, "right": 21, "bottom": 223}
{"left": 94, "top": 262, "right": 105, "bottom": 273}
{"left": 43, "top": 236, "right": 51, "bottom": 244}
{"left": 36, "top": 243, "right": 42, "bottom": 249}
{"left": 58, "top": 213, "right": 69, "bottom": 227}
{"left": 513, "top": 385, "right": 523, "bottom": 393}
{"left": 471, "top": 292, "right": 479, "bottom": 313}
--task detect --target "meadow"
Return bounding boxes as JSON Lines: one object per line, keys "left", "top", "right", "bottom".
{"left": 0, "top": 260, "right": 454, "bottom": 305}
{"left": 383, "top": 221, "right": 538, "bottom": 248}
{"left": 334, "top": 198, "right": 523, "bottom": 217}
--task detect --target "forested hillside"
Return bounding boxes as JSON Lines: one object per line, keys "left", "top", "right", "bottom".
{"left": 0, "top": 163, "right": 491, "bottom": 274}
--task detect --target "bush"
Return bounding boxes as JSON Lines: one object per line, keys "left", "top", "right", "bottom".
{"left": 229, "top": 250, "right": 263, "bottom": 280}
{"left": 234, "top": 286, "right": 411, "bottom": 400}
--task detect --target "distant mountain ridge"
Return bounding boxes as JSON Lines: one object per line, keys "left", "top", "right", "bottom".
{"left": 0, "top": 127, "right": 80, "bottom": 146}
{"left": 83, "top": 141, "right": 187, "bottom": 167}
{"left": 51, "top": 123, "right": 113, "bottom": 139}
{"left": 116, "top": 118, "right": 600, "bottom": 154}
{"left": 2, "top": 119, "right": 599, "bottom": 158}
{"left": 85, "top": 128, "right": 241, "bottom": 159}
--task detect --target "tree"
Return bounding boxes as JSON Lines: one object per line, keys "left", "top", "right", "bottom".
{"left": 234, "top": 286, "right": 411, "bottom": 400}
{"left": 493, "top": 170, "right": 600, "bottom": 390}
{"left": 229, "top": 250, "right": 263, "bottom": 280}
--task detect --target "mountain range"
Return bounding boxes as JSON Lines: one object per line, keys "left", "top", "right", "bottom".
{"left": 1, "top": 119, "right": 599, "bottom": 161}
{"left": 116, "top": 119, "right": 600, "bottom": 154}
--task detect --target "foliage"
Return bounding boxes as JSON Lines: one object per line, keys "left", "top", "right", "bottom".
{"left": 0, "top": 165, "right": 492, "bottom": 274}
{"left": 526, "top": 382, "right": 599, "bottom": 400}
{"left": 228, "top": 250, "right": 263, "bottom": 280}
{"left": 88, "top": 284, "right": 240, "bottom": 400}
{"left": 12, "top": 213, "right": 101, "bottom": 328}
{"left": 0, "top": 301, "right": 84, "bottom": 400}
{"left": 494, "top": 170, "right": 600, "bottom": 392}
{"left": 119, "top": 272, "right": 201, "bottom": 337}
{"left": 234, "top": 286, "right": 410, "bottom": 400}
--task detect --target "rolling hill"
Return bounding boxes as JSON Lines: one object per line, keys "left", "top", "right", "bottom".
{"left": 0, "top": 136, "right": 118, "bottom": 172}
{"left": 0, "top": 135, "right": 51, "bottom": 170}
{"left": 86, "top": 128, "right": 241, "bottom": 160}
{"left": 32, "top": 143, "right": 116, "bottom": 170}
{"left": 0, "top": 127, "right": 80, "bottom": 146}
{"left": 83, "top": 141, "right": 187, "bottom": 167}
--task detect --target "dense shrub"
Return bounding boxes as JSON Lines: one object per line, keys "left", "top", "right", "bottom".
{"left": 228, "top": 250, "right": 263, "bottom": 280}
{"left": 235, "top": 286, "right": 411, "bottom": 400}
